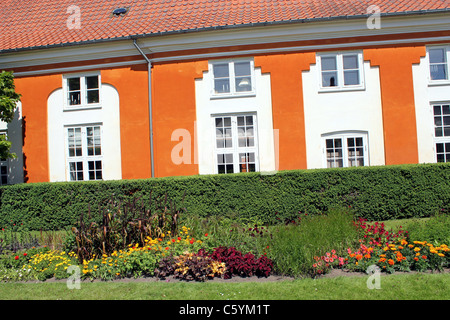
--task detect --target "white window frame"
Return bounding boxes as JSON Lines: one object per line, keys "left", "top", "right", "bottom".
{"left": 431, "top": 102, "right": 450, "bottom": 163}
{"left": 209, "top": 59, "right": 256, "bottom": 99}
{"left": 65, "top": 124, "right": 103, "bottom": 181}
{"left": 322, "top": 132, "right": 369, "bottom": 168}
{"left": 317, "top": 51, "right": 365, "bottom": 92}
{"left": 212, "top": 113, "right": 259, "bottom": 174}
{"left": 427, "top": 46, "right": 450, "bottom": 86}
{"left": 63, "top": 72, "right": 102, "bottom": 110}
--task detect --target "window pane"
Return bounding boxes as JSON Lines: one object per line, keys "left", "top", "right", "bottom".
{"left": 445, "top": 115, "right": 450, "bottom": 125}
{"left": 321, "top": 56, "right": 337, "bottom": 71}
{"left": 343, "top": 55, "right": 358, "bottom": 69}
{"left": 88, "top": 160, "right": 102, "bottom": 180}
{"left": 87, "top": 90, "right": 99, "bottom": 104}
{"left": 217, "top": 153, "right": 234, "bottom": 174}
{"left": 235, "top": 77, "right": 252, "bottom": 92}
{"left": 326, "top": 138, "right": 343, "bottom": 168}
{"left": 214, "top": 79, "right": 230, "bottom": 93}
{"left": 435, "top": 127, "right": 443, "bottom": 137}
{"left": 239, "top": 152, "right": 256, "bottom": 173}
{"left": 436, "top": 143, "right": 444, "bottom": 153}
{"left": 433, "top": 105, "right": 442, "bottom": 115}
{"left": 344, "top": 70, "right": 360, "bottom": 85}
{"left": 322, "top": 72, "right": 338, "bottom": 87}
{"left": 86, "top": 76, "right": 99, "bottom": 89}
{"left": 443, "top": 105, "right": 450, "bottom": 115}
{"left": 429, "top": 49, "right": 445, "bottom": 63}
{"left": 444, "top": 127, "right": 450, "bottom": 136}
{"left": 430, "top": 64, "right": 447, "bottom": 80}
{"left": 213, "top": 64, "right": 229, "bottom": 78}
{"left": 235, "top": 62, "right": 251, "bottom": 76}
{"left": 69, "top": 162, "right": 83, "bottom": 181}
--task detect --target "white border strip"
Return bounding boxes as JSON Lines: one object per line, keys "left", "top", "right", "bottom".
{"left": 13, "top": 35, "right": 450, "bottom": 77}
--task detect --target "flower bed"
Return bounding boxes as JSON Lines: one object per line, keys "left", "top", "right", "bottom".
{"left": 1, "top": 212, "right": 449, "bottom": 282}
{"left": 312, "top": 218, "right": 450, "bottom": 276}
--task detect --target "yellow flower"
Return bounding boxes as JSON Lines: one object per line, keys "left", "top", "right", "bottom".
{"left": 414, "top": 247, "right": 421, "bottom": 252}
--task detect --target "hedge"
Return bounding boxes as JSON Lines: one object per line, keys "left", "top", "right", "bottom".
{"left": 0, "top": 163, "right": 449, "bottom": 231}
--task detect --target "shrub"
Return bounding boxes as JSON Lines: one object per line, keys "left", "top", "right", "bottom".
{"left": 406, "top": 212, "right": 450, "bottom": 245}
{"left": 1, "top": 163, "right": 449, "bottom": 231}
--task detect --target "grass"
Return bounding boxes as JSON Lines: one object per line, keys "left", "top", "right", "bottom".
{"left": 0, "top": 273, "right": 448, "bottom": 300}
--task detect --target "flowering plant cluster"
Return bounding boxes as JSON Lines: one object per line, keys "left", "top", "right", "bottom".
{"left": 353, "top": 218, "right": 408, "bottom": 246}
{"left": 313, "top": 235, "right": 449, "bottom": 276}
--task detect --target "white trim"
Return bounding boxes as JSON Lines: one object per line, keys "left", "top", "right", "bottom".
{"left": 321, "top": 131, "right": 369, "bottom": 168}
{"left": 426, "top": 45, "right": 450, "bottom": 85}
{"left": 316, "top": 51, "right": 365, "bottom": 92}
{"left": 11, "top": 36, "right": 450, "bottom": 78}
{"left": 4, "top": 13, "right": 450, "bottom": 76}
{"left": 62, "top": 71, "right": 102, "bottom": 110}
{"left": 209, "top": 58, "right": 256, "bottom": 99}
{"left": 65, "top": 124, "right": 104, "bottom": 181}
{"left": 212, "top": 113, "right": 259, "bottom": 174}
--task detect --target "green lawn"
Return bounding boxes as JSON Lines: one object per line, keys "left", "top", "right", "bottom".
{"left": 1, "top": 272, "right": 448, "bottom": 300}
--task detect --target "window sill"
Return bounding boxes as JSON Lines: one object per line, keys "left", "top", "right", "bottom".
{"left": 63, "top": 105, "right": 102, "bottom": 112}
{"left": 318, "top": 85, "right": 366, "bottom": 93}
{"left": 428, "top": 80, "right": 450, "bottom": 87}
{"left": 210, "top": 92, "right": 256, "bottom": 100}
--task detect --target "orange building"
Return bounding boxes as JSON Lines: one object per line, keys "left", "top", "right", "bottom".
{"left": 0, "top": 0, "right": 449, "bottom": 184}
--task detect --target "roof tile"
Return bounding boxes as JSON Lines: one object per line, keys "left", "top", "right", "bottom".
{"left": 1, "top": 0, "right": 449, "bottom": 51}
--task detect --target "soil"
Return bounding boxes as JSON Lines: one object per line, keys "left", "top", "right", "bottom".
{"left": 36, "top": 267, "right": 449, "bottom": 284}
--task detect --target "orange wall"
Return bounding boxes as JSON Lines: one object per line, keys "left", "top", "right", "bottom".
{"left": 14, "top": 74, "right": 61, "bottom": 183}
{"left": 151, "top": 60, "right": 208, "bottom": 178}
{"left": 102, "top": 65, "right": 152, "bottom": 180}
{"left": 255, "top": 52, "right": 316, "bottom": 171}
{"left": 364, "top": 46, "right": 425, "bottom": 165}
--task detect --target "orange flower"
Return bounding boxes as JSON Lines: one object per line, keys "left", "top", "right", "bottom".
{"left": 388, "top": 259, "right": 395, "bottom": 266}
{"left": 356, "top": 254, "right": 363, "bottom": 261}
{"left": 414, "top": 257, "right": 419, "bottom": 261}
{"left": 422, "top": 255, "right": 427, "bottom": 259}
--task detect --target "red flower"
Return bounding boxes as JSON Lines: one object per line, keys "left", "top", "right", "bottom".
{"left": 23, "top": 253, "right": 27, "bottom": 257}
{"left": 189, "top": 240, "right": 194, "bottom": 244}
{"left": 177, "top": 237, "right": 181, "bottom": 241}
{"left": 204, "top": 233, "right": 208, "bottom": 237}
{"left": 14, "top": 256, "right": 19, "bottom": 260}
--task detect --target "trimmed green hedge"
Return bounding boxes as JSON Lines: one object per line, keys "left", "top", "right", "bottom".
{"left": 0, "top": 163, "right": 449, "bottom": 230}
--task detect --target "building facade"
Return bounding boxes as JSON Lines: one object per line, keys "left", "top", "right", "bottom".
{"left": 1, "top": 0, "right": 449, "bottom": 184}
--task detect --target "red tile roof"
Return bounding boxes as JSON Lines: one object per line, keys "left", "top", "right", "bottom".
{"left": 1, "top": 0, "right": 449, "bottom": 52}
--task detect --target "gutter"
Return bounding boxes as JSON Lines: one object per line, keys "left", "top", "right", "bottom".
{"left": 132, "top": 39, "right": 155, "bottom": 178}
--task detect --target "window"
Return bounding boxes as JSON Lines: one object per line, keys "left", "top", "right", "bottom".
{"left": 433, "top": 103, "right": 450, "bottom": 163}
{"left": 211, "top": 60, "right": 254, "bottom": 96}
{"left": 323, "top": 133, "right": 368, "bottom": 168}
{"left": 214, "top": 114, "right": 258, "bottom": 174}
{"left": 428, "top": 47, "right": 449, "bottom": 81}
{"left": 67, "top": 125, "right": 103, "bottom": 181}
{"left": 65, "top": 74, "right": 100, "bottom": 107}
{"left": 318, "top": 52, "right": 364, "bottom": 90}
